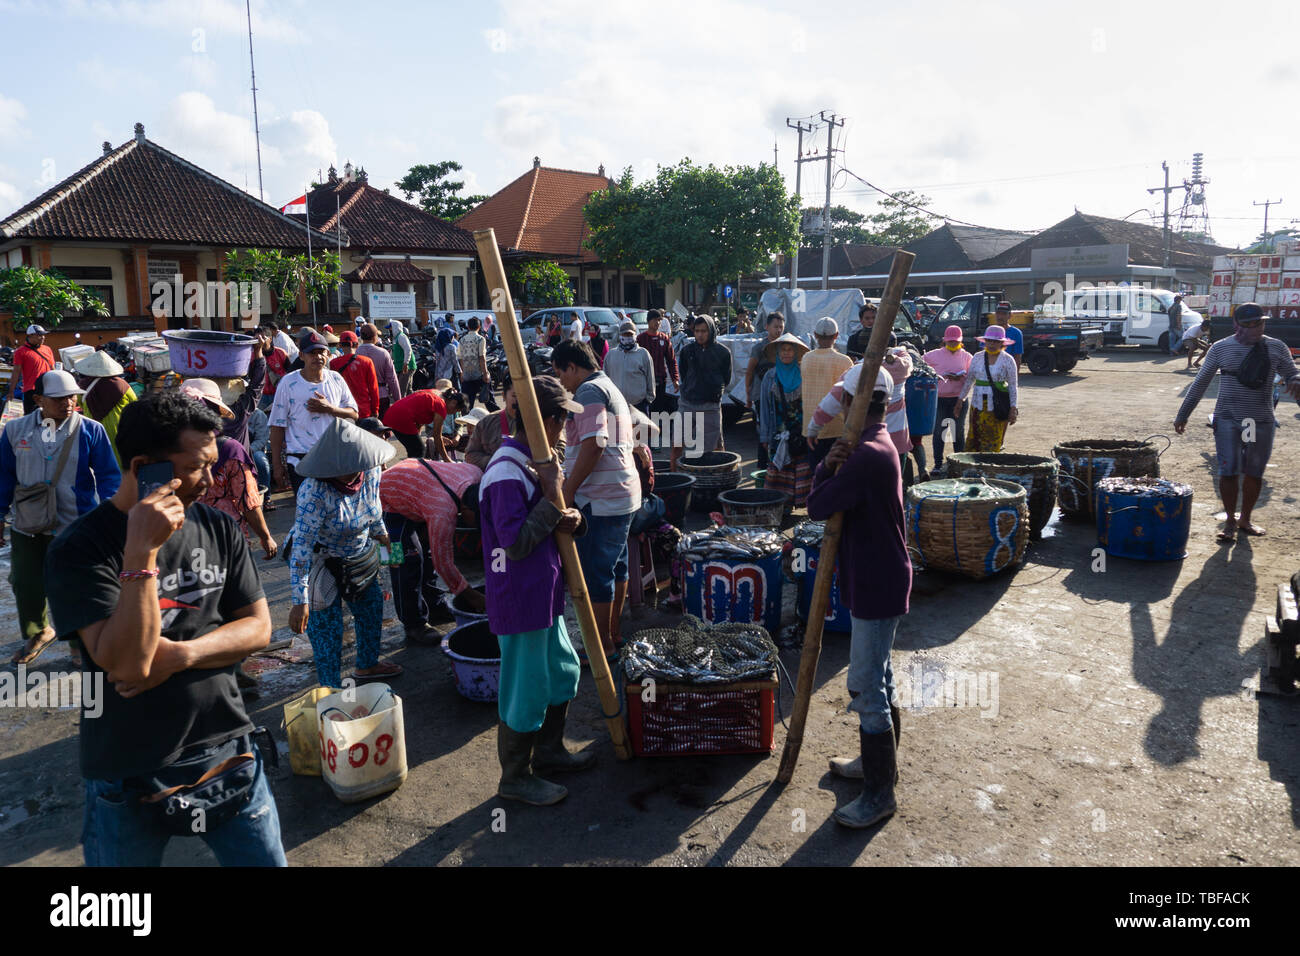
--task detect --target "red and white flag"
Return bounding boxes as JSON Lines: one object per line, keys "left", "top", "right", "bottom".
{"left": 280, "top": 194, "right": 307, "bottom": 215}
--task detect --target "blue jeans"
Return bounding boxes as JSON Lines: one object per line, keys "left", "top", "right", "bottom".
{"left": 573, "top": 504, "right": 634, "bottom": 603}
{"left": 82, "top": 742, "right": 287, "bottom": 867}
{"left": 253, "top": 451, "right": 271, "bottom": 493}
{"left": 848, "top": 615, "right": 901, "bottom": 735}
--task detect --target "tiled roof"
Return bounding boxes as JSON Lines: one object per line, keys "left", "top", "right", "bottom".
{"left": 343, "top": 257, "right": 434, "bottom": 283}
{"left": 457, "top": 164, "right": 614, "bottom": 263}
{"left": 859, "top": 223, "right": 1035, "bottom": 274}
{"left": 982, "top": 211, "right": 1234, "bottom": 270}
{"left": 298, "top": 180, "right": 475, "bottom": 255}
{"left": 0, "top": 133, "right": 334, "bottom": 247}
{"left": 795, "top": 243, "right": 901, "bottom": 278}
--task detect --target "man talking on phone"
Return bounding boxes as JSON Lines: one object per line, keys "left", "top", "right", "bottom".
{"left": 45, "top": 391, "right": 285, "bottom": 866}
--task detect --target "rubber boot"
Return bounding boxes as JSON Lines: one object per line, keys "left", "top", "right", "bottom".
{"left": 833, "top": 730, "right": 897, "bottom": 830}
{"left": 829, "top": 691, "right": 864, "bottom": 779}
{"left": 497, "top": 722, "right": 567, "bottom": 806}
{"left": 532, "top": 702, "right": 597, "bottom": 774}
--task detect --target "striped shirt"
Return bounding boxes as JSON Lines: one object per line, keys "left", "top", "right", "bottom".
{"left": 808, "top": 352, "right": 912, "bottom": 454}
{"left": 289, "top": 467, "right": 387, "bottom": 605}
{"left": 379, "top": 458, "right": 483, "bottom": 596}
{"left": 563, "top": 371, "right": 641, "bottom": 517}
{"left": 1176, "top": 335, "right": 1299, "bottom": 425}
{"left": 958, "top": 350, "right": 1019, "bottom": 412}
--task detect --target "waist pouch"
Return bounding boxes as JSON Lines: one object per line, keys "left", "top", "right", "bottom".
{"left": 323, "top": 540, "right": 381, "bottom": 602}
{"left": 135, "top": 733, "right": 262, "bottom": 837}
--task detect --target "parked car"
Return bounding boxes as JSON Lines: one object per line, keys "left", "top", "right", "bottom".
{"left": 1061, "top": 286, "right": 1201, "bottom": 350}
{"left": 609, "top": 306, "right": 649, "bottom": 328}
{"left": 926, "top": 292, "right": 1103, "bottom": 375}
{"left": 519, "top": 306, "right": 643, "bottom": 345}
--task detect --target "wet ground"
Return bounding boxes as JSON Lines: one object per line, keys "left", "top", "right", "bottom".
{"left": 3, "top": 348, "right": 1300, "bottom": 866}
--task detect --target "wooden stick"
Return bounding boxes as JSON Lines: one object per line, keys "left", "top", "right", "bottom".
{"left": 775, "top": 250, "right": 915, "bottom": 784}
{"left": 472, "top": 229, "right": 632, "bottom": 760}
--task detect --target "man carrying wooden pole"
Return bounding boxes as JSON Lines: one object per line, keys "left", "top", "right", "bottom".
{"left": 473, "top": 229, "right": 632, "bottom": 763}
{"left": 776, "top": 252, "right": 915, "bottom": 796}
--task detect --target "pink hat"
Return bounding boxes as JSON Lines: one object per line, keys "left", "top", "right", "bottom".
{"left": 942, "top": 324, "right": 963, "bottom": 342}
{"left": 977, "top": 326, "right": 1008, "bottom": 343}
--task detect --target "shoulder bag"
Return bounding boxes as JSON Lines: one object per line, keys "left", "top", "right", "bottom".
{"left": 985, "top": 353, "right": 1011, "bottom": 421}
{"left": 1235, "top": 341, "right": 1270, "bottom": 389}
{"left": 11, "top": 417, "right": 80, "bottom": 534}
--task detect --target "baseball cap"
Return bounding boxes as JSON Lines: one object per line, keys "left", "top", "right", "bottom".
{"left": 1234, "top": 303, "right": 1265, "bottom": 322}
{"left": 37, "top": 369, "right": 84, "bottom": 398}
{"left": 533, "top": 374, "right": 583, "bottom": 419}
{"left": 813, "top": 317, "right": 839, "bottom": 337}
{"left": 339, "top": 330, "right": 359, "bottom": 345}
{"left": 356, "top": 416, "right": 395, "bottom": 439}
{"left": 841, "top": 363, "right": 893, "bottom": 398}
{"left": 180, "top": 378, "right": 235, "bottom": 418}
{"left": 619, "top": 319, "right": 636, "bottom": 334}
{"left": 26, "top": 324, "right": 49, "bottom": 336}
{"left": 298, "top": 330, "right": 329, "bottom": 353}
{"left": 995, "top": 301, "right": 1012, "bottom": 313}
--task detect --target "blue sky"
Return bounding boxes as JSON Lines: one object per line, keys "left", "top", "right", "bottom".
{"left": 1, "top": 0, "right": 1296, "bottom": 248}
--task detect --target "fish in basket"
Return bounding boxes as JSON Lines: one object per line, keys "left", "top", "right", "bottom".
{"left": 905, "top": 478, "right": 1029, "bottom": 579}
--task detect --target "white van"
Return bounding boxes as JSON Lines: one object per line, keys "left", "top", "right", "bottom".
{"left": 1062, "top": 287, "right": 1202, "bottom": 349}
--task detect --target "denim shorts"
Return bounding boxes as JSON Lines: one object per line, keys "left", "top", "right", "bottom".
{"left": 1214, "top": 417, "right": 1275, "bottom": 478}
{"left": 573, "top": 504, "right": 635, "bottom": 603}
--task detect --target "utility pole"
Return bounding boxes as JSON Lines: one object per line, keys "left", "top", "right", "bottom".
{"left": 1147, "top": 161, "right": 1181, "bottom": 275}
{"left": 1254, "top": 198, "right": 1282, "bottom": 249}
{"left": 818, "top": 110, "right": 845, "bottom": 291}
{"left": 786, "top": 118, "right": 814, "bottom": 290}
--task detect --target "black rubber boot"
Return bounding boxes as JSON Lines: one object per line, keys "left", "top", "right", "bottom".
{"left": 833, "top": 730, "right": 897, "bottom": 829}
{"left": 830, "top": 691, "right": 864, "bottom": 779}
{"left": 891, "top": 703, "right": 901, "bottom": 748}
{"left": 532, "top": 703, "right": 597, "bottom": 774}
{"left": 497, "top": 722, "right": 567, "bottom": 806}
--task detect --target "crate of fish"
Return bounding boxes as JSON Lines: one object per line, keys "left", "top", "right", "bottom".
{"left": 621, "top": 616, "right": 778, "bottom": 757}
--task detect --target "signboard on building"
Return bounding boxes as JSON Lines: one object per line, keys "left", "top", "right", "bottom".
{"left": 367, "top": 291, "right": 416, "bottom": 318}
{"left": 1030, "top": 244, "right": 1130, "bottom": 276}
{"left": 148, "top": 258, "right": 181, "bottom": 283}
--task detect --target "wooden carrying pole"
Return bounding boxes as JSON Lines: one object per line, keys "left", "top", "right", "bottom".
{"left": 472, "top": 228, "right": 632, "bottom": 760}
{"left": 775, "top": 250, "right": 915, "bottom": 784}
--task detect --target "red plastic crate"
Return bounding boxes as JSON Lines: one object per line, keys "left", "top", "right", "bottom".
{"left": 625, "top": 676, "right": 777, "bottom": 756}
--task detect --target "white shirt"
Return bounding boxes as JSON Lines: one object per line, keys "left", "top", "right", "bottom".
{"left": 958, "top": 350, "right": 1020, "bottom": 412}
{"left": 268, "top": 368, "right": 358, "bottom": 455}
{"left": 569, "top": 318, "right": 584, "bottom": 341}
{"left": 273, "top": 329, "right": 300, "bottom": 362}
{"left": 1181, "top": 324, "right": 1205, "bottom": 344}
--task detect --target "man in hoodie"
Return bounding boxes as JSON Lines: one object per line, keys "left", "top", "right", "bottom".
{"left": 672, "top": 315, "right": 732, "bottom": 469}
{"left": 603, "top": 319, "right": 656, "bottom": 414}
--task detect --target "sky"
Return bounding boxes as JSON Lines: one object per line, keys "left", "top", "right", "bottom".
{"left": 1, "top": 0, "right": 1296, "bottom": 249}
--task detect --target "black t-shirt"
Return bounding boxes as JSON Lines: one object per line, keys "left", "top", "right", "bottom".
{"left": 45, "top": 501, "right": 265, "bottom": 781}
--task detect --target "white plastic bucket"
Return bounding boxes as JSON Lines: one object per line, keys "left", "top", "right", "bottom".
{"left": 316, "top": 683, "right": 408, "bottom": 803}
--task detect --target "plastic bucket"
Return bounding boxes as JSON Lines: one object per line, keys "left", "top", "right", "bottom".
{"left": 453, "top": 525, "right": 481, "bottom": 562}
{"left": 792, "top": 539, "right": 852, "bottom": 633}
{"left": 316, "top": 683, "right": 407, "bottom": 803}
{"left": 682, "top": 550, "right": 784, "bottom": 634}
{"left": 751, "top": 470, "right": 766, "bottom": 489}
{"left": 449, "top": 587, "right": 488, "bottom": 629}
{"left": 718, "top": 488, "right": 787, "bottom": 528}
{"left": 441, "top": 620, "right": 501, "bottom": 702}
{"left": 1096, "top": 480, "right": 1192, "bottom": 561}
{"left": 282, "top": 686, "right": 339, "bottom": 776}
{"left": 905, "top": 377, "right": 940, "bottom": 436}
{"left": 655, "top": 472, "right": 695, "bottom": 527}
{"left": 162, "top": 329, "right": 258, "bottom": 377}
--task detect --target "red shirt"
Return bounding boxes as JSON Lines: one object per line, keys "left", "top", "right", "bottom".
{"left": 383, "top": 389, "right": 447, "bottom": 436}
{"left": 262, "top": 347, "right": 289, "bottom": 396}
{"left": 330, "top": 352, "right": 380, "bottom": 418}
{"left": 12, "top": 343, "right": 55, "bottom": 395}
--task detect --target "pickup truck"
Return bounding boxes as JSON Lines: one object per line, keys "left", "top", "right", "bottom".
{"left": 1209, "top": 306, "right": 1300, "bottom": 357}
{"left": 922, "top": 292, "right": 1104, "bottom": 375}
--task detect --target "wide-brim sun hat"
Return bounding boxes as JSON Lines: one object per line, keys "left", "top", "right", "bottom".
{"left": 455, "top": 407, "right": 490, "bottom": 428}
{"left": 764, "top": 332, "right": 812, "bottom": 362}
{"left": 75, "top": 350, "right": 125, "bottom": 378}
{"left": 977, "top": 326, "right": 1008, "bottom": 343}
{"left": 295, "top": 417, "right": 396, "bottom": 479}
{"left": 180, "top": 378, "right": 234, "bottom": 418}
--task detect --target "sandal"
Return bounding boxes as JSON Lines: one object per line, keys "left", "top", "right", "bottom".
{"left": 1239, "top": 522, "right": 1266, "bottom": 537}
{"left": 1216, "top": 521, "right": 1237, "bottom": 543}
{"left": 11, "top": 628, "right": 57, "bottom": 667}
{"left": 355, "top": 662, "right": 404, "bottom": 680}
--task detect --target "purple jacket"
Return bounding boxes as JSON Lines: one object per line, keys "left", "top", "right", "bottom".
{"left": 480, "top": 436, "right": 565, "bottom": 634}
{"left": 805, "top": 423, "right": 911, "bottom": 620}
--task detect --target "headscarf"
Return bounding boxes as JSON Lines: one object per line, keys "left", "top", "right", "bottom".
{"left": 773, "top": 349, "right": 802, "bottom": 392}
{"left": 436, "top": 327, "right": 454, "bottom": 352}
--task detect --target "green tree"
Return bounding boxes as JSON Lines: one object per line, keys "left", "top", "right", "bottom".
{"left": 223, "top": 249, "right": 341, "bottom": 318}
{"left": 866, "top": 190, "right": 936, "bottom": 247}
{"left": 0, "top": 267, "right": 109, "bottom": 328}
{"left": 585, "top": 160, "right": 799, "bottom": 306}
{"left": 512, "top": 260, "right": 574, "bottom": 308}
{"left": 395, "top": 161, "right": 490, "bottom": 221}
{"left": 800, "top": 204, "right": 876, "bottom": 245}
{"left": 1245, "top": 227, "right": 1298, "bottom": 254}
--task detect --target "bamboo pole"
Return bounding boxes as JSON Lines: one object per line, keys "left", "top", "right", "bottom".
{"left": 472, "top": 229, "right": 632, "bottom": 760}
{"left": 775, "top": 250, "right": 915, "bottom": 784}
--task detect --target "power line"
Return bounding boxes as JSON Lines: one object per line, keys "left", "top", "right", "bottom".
{"left": 836, "top": 165, "right": 1010, "bottom": 231}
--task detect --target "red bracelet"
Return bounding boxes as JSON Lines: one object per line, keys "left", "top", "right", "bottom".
{"left": 119, "top": 569, "right": 160, "bottom": 582}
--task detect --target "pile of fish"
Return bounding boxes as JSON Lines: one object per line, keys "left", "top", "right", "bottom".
{"left": 621, "top": 615, "right": 778, "bottom": 684}
{"left": 791, "top": 519, "right": 826, "bottom": 551}
{"left": 677, "top": 526, "right": 784, "bottom": 563}
{"left": 1096, "top": 476, "right": 1193, "bottom": 497}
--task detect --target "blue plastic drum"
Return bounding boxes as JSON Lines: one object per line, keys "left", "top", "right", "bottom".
{"left": 905, "top": 377, "right": 940, "bottom": 436}
{"left": 1096, "top": 476, "right": 1192, "bottom": 561}
{"left": 792, "top": 537, "right": 852, "bottom": 632}
{"left": 682, "top": 551, "right": 784, "bottom": 634}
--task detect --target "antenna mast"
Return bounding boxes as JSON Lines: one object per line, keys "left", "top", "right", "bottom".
{"left": 246, "top": 0, "right": 265, "bottom": 201}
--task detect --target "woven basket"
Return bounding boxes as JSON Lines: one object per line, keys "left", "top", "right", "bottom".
{"left": 679, "top": 451, "right": 742, "bottom": 511}
{"left": 905, "top": 478, "right": 1030, "bottom": 579}
{"left": 945, "top": 453, "right": 1059, "bottom": 539}
{"left": 1052, "top": 438, "right": 1165, "bottom": 519}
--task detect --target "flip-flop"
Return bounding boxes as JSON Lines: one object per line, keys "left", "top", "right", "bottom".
{"left": 1239, "top": 523, "right": 1266, "bottom": 536}
{"left": 1216, "top": 525, "right": 1236, "bottom": 543}
{"left": 10, "top": 629, "right": 57, "bottom": 667}
{"left": 355, "top": 662, "right": 404, "bottom": 680}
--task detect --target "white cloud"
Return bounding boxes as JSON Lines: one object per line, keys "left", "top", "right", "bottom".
{"left": 49, "top": 0, "right": 306, "bottom": 43}
{"left": 0, "top": 94, "right": 27, "bottom": 139}
{"left": 0, "top": 178, "right": 22, "bottom": 210}
{"left": 177, "top": 52, "right": 219, "bottom": 87}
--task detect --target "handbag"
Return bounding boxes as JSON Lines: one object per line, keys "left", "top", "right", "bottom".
{"left": 10, "top": 417, "right": 79, "bottom": 534}
{"left": 629, "top": 493, "right": 667, "bottom": 535}
{"left": 323, "top": 541, "right": 381, "bottom": 602}
{"left": 985, "top": 353, "right": 1011, "bottom": 421}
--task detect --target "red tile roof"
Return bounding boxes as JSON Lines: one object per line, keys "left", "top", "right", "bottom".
{"left": 0, "top": 133, "right": 334, "bottom": 248}
{"left": 457, "top": 164, "right": 614, "bottom": 263}
{"left": 343, "top": 257, "right": 434, "bottom": 283}
{"left": 300, "top": 180, "right": 475, "bottom": 255}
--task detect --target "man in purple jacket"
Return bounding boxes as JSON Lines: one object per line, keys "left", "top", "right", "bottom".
{"left": 480, "top": 375, "right": 594, "bottom": 806}
{"left": 806, "top": 367, "right": 912, "bottom": 829}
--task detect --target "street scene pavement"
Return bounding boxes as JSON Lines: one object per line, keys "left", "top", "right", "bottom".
{"left": 3, "top": 349, "right": 1297, "bottom": 866}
